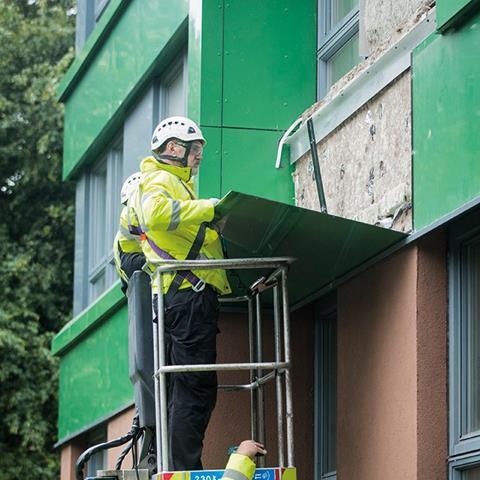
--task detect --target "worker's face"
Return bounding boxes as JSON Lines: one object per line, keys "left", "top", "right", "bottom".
{"left": 167, "top": 140, "right": 204, "bottom": 175}
{"left": 185, "top": 141, "right": 204, "bottom": 175}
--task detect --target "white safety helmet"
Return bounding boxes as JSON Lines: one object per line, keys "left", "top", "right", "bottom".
{"left": 151, "top": 116, "right": 206, "bottom": 152}
{"left": 120, "top": 172, "right": 141, "bottom": 205}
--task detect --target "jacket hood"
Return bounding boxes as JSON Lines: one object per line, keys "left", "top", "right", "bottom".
{"left": 140, "top": 156, "right": 192, "bottom": 182}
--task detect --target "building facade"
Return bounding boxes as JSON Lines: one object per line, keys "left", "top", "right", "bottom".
{"left": 54, "top": 0, "right": 480, "bottom": 479}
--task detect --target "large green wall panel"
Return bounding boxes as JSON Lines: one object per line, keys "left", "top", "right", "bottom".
{"left": 63, "top": 0, "right": 188, "bottom": 179}
{"left": 57, "top": 305, "right": 132, "bottom": 441}
{"left": 222, "top": 0, "right": 316, "bottom": 130}
{"left": 413, "top": 14, "right": 480, "bottom": 230}
{"left": 221, "top": 129, "right": 294, "bottom": 203}
{"left": 437, "top": 0, "right": 480, "bottom": 31}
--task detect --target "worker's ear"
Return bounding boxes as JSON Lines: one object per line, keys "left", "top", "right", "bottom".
{"left": 166, "top": 140, "right": 176, "bottom": 152}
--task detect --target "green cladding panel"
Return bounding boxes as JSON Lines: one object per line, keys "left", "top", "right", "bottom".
{"left": 413, "top": 13, "right": 480, "bottom": 230}
{"left": 222, "top": 0, "right": 317, "bottom": 130}
{"left": 216, "top": 192, "right": 406, "bottom": 307}
{"left": 437, "top": 0, "right": 480, "bottom": 31}
{"left": 57, "top": 303, "right": 132, "bottom": 441}
{"left": 62, "top": 0, "right": 188, "bottom": 179}
{"left": 190, "top": 0, "right": 316, "bottom": 204}
{"left": 221, "top": 129, "right": 294, "bottom": 203}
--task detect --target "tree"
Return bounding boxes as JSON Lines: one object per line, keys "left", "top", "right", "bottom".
{"left": 0, "top": 1, "right": 75, "bottom": 477}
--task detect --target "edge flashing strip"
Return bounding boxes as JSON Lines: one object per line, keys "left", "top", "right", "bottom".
{"left": 287, "top": 7, "right": 436, "bottom": 163}
{"left": 58, "top": 0, "right": 129, "bottom": 102}
{"left": 54, "top": 401, "right": 135, "bottom": 449}
{"left": 51, "top": 281, "right": 125, "bottom": 356}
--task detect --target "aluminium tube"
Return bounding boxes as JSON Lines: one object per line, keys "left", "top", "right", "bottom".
{"left": 256, "top": 294, "right": 266, "bottom": 468}
{"left": 152, "top": 290, "right": 163, "bottom": 472}
{"left": 156, "top": 272, "right": 169, "bottom": 471}
{"left": 273, "top": 285, "right": 285, "bottom": 467}
{"left": 248, "top": 297, "right": 257, "bottom": 441}
{"left": 156, "top": 361, "right": 288, "bottom": 373}
{"left": 281, "top": 267, "right": 295, "bottom": 466}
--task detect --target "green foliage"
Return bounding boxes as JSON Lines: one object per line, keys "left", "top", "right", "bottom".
{"left": 0, "top": 0, "right": 75, "bottom": 478}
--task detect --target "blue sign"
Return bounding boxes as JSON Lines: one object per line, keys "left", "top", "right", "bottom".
{"left": 190, "top": 468, "right": 276, "bottom": 480}
{"left": 254, "top": 469, "right": 276, "bottom": 480}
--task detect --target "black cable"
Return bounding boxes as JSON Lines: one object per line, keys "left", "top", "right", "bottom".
{"left": 76, "top": 414, "right": 140, "bottom": 480}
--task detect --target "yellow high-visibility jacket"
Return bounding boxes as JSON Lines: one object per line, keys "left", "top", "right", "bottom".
{"left": 223, "top": 453, "right": 256, "bottom": 480}
{"left": 131, "top": 156, "right": 231, "bottom": 295}
{"left": 112, "top": 205, "right": 143, "bottom": 283}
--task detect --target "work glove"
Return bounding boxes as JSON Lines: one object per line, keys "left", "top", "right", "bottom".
{"left": 209, "top": 197, "right": 220, "bottom": 206}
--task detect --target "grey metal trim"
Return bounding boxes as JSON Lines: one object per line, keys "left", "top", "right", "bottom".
{"left": 448, "top": 211, "right": 480, "bottom": 459}
{"left": 318, "top": 11, "right": 360, "bottom": 60}
{"left": 289, "top": 7, "right": 436, "bottom": 163}
{"left": 95, "top": 0, "right": 111, "bottom": 21}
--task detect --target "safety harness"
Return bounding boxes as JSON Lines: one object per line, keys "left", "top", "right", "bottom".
{"left": 128, "top": 175, "right": 208, "bottom": 302}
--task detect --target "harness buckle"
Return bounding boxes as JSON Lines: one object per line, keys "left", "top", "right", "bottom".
{"left": 192, "top": 279, "right": 206, "bottom": 292}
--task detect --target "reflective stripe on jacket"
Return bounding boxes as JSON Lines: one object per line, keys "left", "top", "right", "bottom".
{"left": 113, "top": 206, "right": 143, "bottom": 283}
{"left": 131, "top": 156, "right": 231, "bottom": 295}
{"left": 222, "top": 454, "right": 256, "bottom": 480}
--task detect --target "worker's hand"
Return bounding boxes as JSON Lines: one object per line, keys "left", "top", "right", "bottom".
{"left": 236, "top": 440, "right": 267, "bottom": 459}
{"left": 209, "top": 197, "right": 220, "bottom": 206}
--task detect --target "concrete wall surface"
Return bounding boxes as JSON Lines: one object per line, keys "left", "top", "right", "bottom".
{"left": 294, "top": 72, "right": 412, "bottom": 232}
{"left": 337, "top": 233, "right": 447, "bottom": 479}
{"left": 294, "top": 1, "right": 436, "bottom": 232}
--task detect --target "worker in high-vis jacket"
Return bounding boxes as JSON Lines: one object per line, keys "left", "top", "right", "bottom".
{"left": 113, "top": 172, "right": 146, "bottom": 293}
{"left": 224, "top": 440, "right": 267, "bottom": 480}
{"left": 131, "top": 116, "right": 232, "bottom": 471}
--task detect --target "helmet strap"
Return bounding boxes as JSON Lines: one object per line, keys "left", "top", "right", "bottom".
{"left": 153, "top": 141, "right": 191, "bottom": 168}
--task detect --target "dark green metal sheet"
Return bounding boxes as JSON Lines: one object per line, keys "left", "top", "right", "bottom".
{"left": 221, "top": 128, "right": 294, "bottom": 203}
{"left": 437, "top": 0, "right": 480, "bottom": 31}
{"left": 216, "top": 192, "right": 406, "bottom": 306}
{"left": 413, "top": 12, "right": 480, "bottom": 230}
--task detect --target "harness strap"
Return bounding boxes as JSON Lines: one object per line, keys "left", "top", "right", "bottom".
{"left": 165, "top": 222, "right": 207, "bottom": 302}
{"left": 130, "top": 221, "right": 207, "bottom": 298}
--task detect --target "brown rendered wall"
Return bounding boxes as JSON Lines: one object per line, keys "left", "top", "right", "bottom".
{"left": 337, "top": 234, "right": 447, "bottom": 480}
{"left": 106, "top": 406, "right": 136, "bottom": 469}
{"left": 203, "top": 306, "right": 315, "bottom": 480}
{"left": 61, "top": 443, "right": 85, "bottom": 480}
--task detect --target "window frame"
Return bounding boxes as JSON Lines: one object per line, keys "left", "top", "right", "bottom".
{"left": 314, "top": 298, "right": 337, "bottom": 480}
{"left": 94, "top": 0, "right": 111, "bottom": 21}
{"left": 153, "top": 52, "right": 188, "bottom": 126}
{"left": 449, "top": 212, "right": 480, "bottom": 474}
{"left": 317, "top": 0, "right": 360, "bottom": 99}
{"left": 450, "top": 453, "right": 480, "bottom": 480}
{"left": 86, "top": 137, "right": 123, "bottom": 305}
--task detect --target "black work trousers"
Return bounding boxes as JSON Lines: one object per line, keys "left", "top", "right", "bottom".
{"left": 158, "top": 285, "right": 219, "bottom": 471}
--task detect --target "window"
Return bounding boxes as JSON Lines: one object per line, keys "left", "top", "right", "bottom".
{"left": 315, "top": 300, "right": 337, "bottom": 480}
{"left": 317, "top": 0, "right": 362, "bottom": 98}
{"left": 75, "top": 0, "right": 111, "bottom": 53}
{"left": 86, "top": 141, "right": 122, "bottom": 304}
{"left": 449, "top": 212, "right": 480, "bottom": 476}
{"left": 154, "top": 53, "right": 188, "bottom": 124}
{"left": 84, "top": 426, "right": 108, "bottom": 477}
{"left": 94, "top": 0, "right": 110, "bottom": 21}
